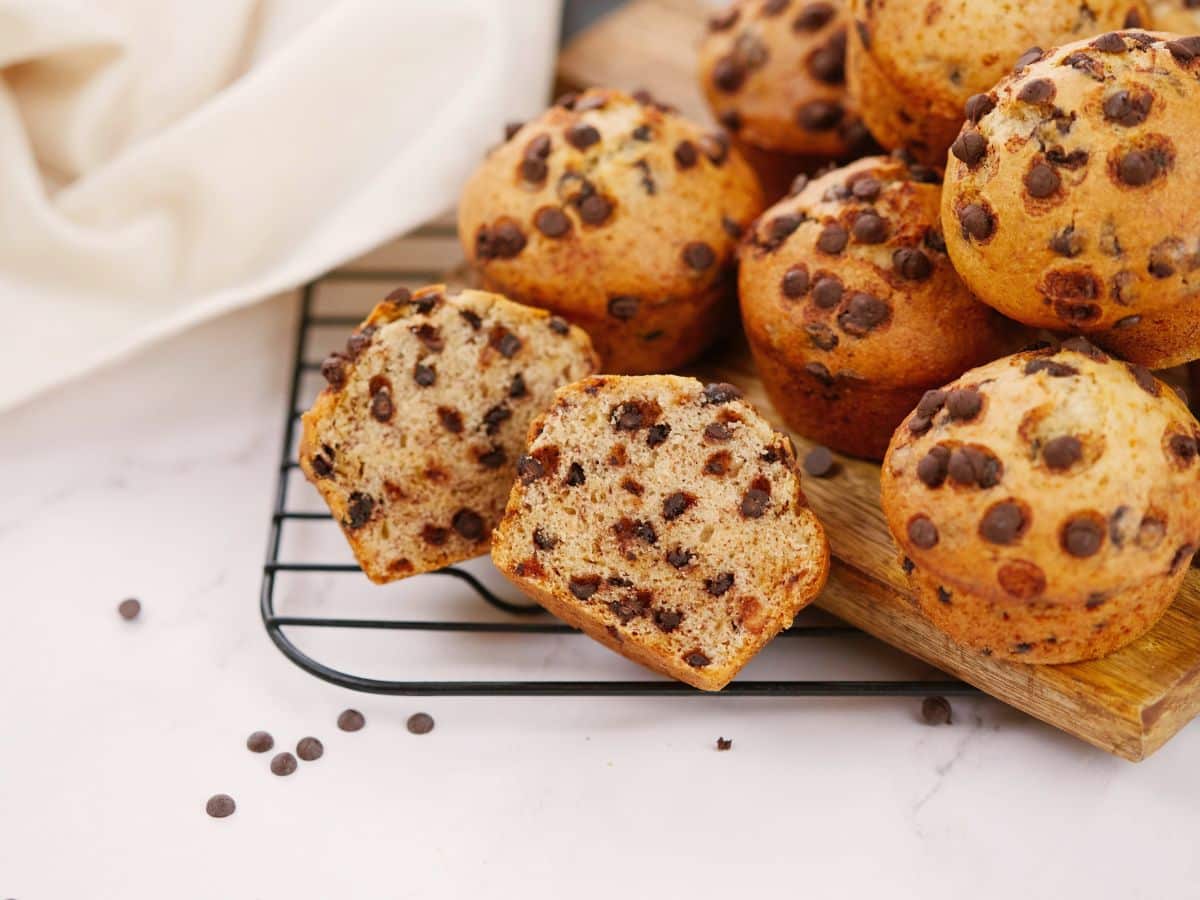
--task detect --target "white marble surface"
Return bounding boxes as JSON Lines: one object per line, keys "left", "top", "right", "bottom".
{"left": 3, "top": 247, "right": 1199, "bottom": 899}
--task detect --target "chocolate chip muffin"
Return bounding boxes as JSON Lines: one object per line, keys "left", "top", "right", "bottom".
{"left": 299, "top": 285, "right": 597, "bottom": 584}
{"left": 881, "top": 339, "right": 1200, "bottom": 663}
{"left": 458, "top": 89, "right": 764, "bottom": 375}
{"left": 942, "top": 32, "right": 1200, "bottom": 368}
{"left": 847, "top": 0, "right": 1149, "bottom": 164}
{"left": 491, "top": 375, "right": 830, "bottom": 690}
{"left": 698, "top": 0, "right": 875, "bottom": 161}
{"left": 739, "top": 155, "right": 1020, "bottom": 460}
{"left": 1149, "top": 0, "right": 1200, "bottom": 32}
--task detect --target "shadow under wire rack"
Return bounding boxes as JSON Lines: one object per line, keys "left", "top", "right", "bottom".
{"left": 259, "top": 222, "right": 977, "bottom": 699}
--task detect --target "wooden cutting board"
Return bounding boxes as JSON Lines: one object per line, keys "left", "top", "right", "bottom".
{"left": 555, "top": 0, "right": 1200, "bottom": 761}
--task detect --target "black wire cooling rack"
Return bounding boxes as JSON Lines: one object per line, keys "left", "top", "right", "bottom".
{"left": 259, "top": 226, "right": 977, "bottom": 698}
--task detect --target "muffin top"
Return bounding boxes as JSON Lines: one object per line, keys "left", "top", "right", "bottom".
{"left": 942, "top": 32, "right": 1200, "bottom": 336}
{"left": 739, "top": 155, "right": 1011, "bottom": 386}
{"left": 458, "top": 88, "right": 763, "bottom": 316}
{"left": 851, "top": 0, "right": 1147, "bottom": 123}
{"left": 881, "top": 340, "right": 1200, "bottom": 608}
{"left": 698, "top": 0, "right": 874, "bottom": 157}
{"left": 1149, "top": 0, "right": 1200, "bottom": 33}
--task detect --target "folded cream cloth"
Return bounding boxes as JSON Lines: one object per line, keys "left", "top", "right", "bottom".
{"left": 0, "top": 0, "right": 560, "bottom": 412}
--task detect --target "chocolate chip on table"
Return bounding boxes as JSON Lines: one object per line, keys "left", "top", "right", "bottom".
{"left": 1043, "top": 435, "right": 1082, "bottom": 470}
{"left": 1025, "top": 162, "right": 1060, "bottom": 198}
{"left": 246, "top": 731, "right": 274, "bottom": 753}
{"left": 852, "top": 212, "right": 888, "bottom": 244}
{"left": 534, "top": 207, "right": 571, "bottom": 238}
{"left": 206, "top": 794, "right": 236, "bottom": 819}
{"left": 951, "top": 130, "right": 987, "bottom": 166}
{"left": 117, "top": 598, "right": 141, "bottom": 620}
{"left": 565, "top": 123, "right": 600, "bottom": 150}
{"left": 716, "top": 737, "right": 733, "bottom": 751}
{"left": 980, "top": 501, "right": 1026, "bottom": 544}
{"left": 907, "top": 516, "right": 939, "bottom": 549}
{"left": 682, "top": 242, "right": 716, "bottom": 271}
{"left": 337, "top": 709, "right": 366, "bottom": 732}
{"left": 270, "top": 752, "right": 298, "bottom": 776}
{"left": 964, "top": 93, "right": 995, "bottom": 123}
{"left": 959, "top": 203, "right": 994, "bottom": 241}
{"left": 817, "top": 223, "right": 848, "bottom": 254}
{"left": 296, "top": 737, "right": 324, "bottom": 761}
{"left": 407, "top": 713, "right": 435, "bottom": 735}
{"left": 803, "top": 445, "right": 836, "bottom": 478}
{"left": 921, "top": 696, "right": 952, "bottom": 726}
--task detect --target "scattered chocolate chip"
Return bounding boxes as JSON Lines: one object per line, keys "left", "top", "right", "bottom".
{"left": 1165, "top": 36, "right": 1200, "bottom": 64}
{"left": 803, "top": 446, "right": 836, "bottom": 478}
{"left": 421, "top": 524, "right": 449, "bottom": 546}
{"left": 805, "top": 322, "right": 838, "bottom": 350}
{"left": 534, "top": 206, "right": 571, "bottom": 238}
{"left": 270, "top": 752, "right": 298, "bottom": 776}
{"left": 851, "top": 177, "right": 881, "bottom": 201}
{"left": 1043, "top": 435, "right": 1082, "bottom": 470}
{"left": 908, "top": 516, "right": 939, "bottom": 549}
{"left": 1063, "top": 516, "right": 1104, "bottom": 557}
{"left": 345, "top": 492, "right": 374, "bottom": 530}
{"left": 1018, "top": 78, "right": 1056, "bottom": 104}
{"left": 566, "top": 122, "right": 600, "bottom": 150}
{"left": 703, "top": 382, "right": 742, "bottom": 405}
{"left": 893, "top": 247, "right": 933, "bottom": 280}
{"left": 569, "top": 576, "right": 601, "bottom": 601}
{"left": 565, "top": 462, "right": 586, "bottom": 486}
{"left": 117, "top": 597, "right": 141, "bottom": 620}
{"left": 1049, "top": 226, "right": 1082, "bottom": 258}
{"left": 959, "top": 203, "right": 994, "bottom": 241}
{"left": 662, "top": 492, "right": 696, "bottom": 521}
{"left": 945, "top": 388, "right": 982, "bottom": 421}
{"left": 817, "top": 223, "right": 848, "bottom": 254}
{"left": 482, "top": 403, "right": 512, "bottom": 436}
{"left": 646, "top": 423, "right": 671, "bottom": 447}
{"left": 685, "top": 651, "right": 712, "bottom": 668}
{"left": 794, "top": 2, "right": 834, "bottom": 30}
{"left": 407, "top": 713, "right": 435, "bottom": 735}
{"left": 980, "top": 501, "right": 1027, "bottom": 544}
{"left": 370, "top": 389, "right": 394, "bottom": 423}
{"left": 781, "top": 266, "right": 810, "bottom": 298}
{"left": 705, "top": 572, "right": 735, "bottom": 596}
{"left": 811, "top": 277, "right": 843, "bottom": 308}
{"left": 964, "top": 93, "right": 996, "bottom": 123}
{"left": 797, "top": 99, "right": 843, "bottom": 131}
{"left": 1025, "top": 162, "right": 1060, "bottom": 198}
{"left": 548, "top": 316, "right": 570, "bottom": 335}
{"left": 337, "top": 709, "right": 365, "bottom": 732}
{"left": 715, "top": 737, "right": 733, "bottom": 751}
{"left": 767, "top": 213, "right": 804, "bottom": 246}
{"left": 705, "top": 422, "right": 733, "bottom": 442}
{"left": 917, "top": 447, "right": 951, "bottom": 488}
{"left": 1024, "top": 358, "right": 1078, "bottom": 377}
{"left": 951, "top": 130, "right": 987, "bottom": 166}
{"left": 296, "top": 737, "right": 324, "bottom": 761}
{"left": 667, "top": 547, "right": 695, "bottom": 569}
{"left": 808, "top": 32, "right": 847, "bottom": 84}
{"left": 459, "top": 308, "right": 482, "bottom": 330}
{"left": 1118, "top": 150, "right": 1161, "bottom": 186}
{"left": 852, "top": 212, "right": 888, "bottom": 244}
{"left": 246, "top": 731, "right": 274, "bottom": 753}
{"left": 321, "top": 354, "right": 347, "bottom": 389}
{"left": 1013, "top": 46, "right": 1043, "bottom": 72}
{"left": 674, "top": 140, "right": 698, "bottom": 168}
{"left": 921, "top": 696, "right": 952, "bottom": 725}
{"left": 578, "top": 193, "right": 614, "bottom": 225}
{"left": 682, "top": 241, "right": 716, "bottom": 271}
{"left": 508, "top": 373, "right": 527, "bottom": 399}
{"left": 438, "top": 406, "right": 464, "bottom": 434}
{"left": 712, "top": 56, "right": 746, "bottom": 92}
{"left": 412, "top": 363, "right": 436, "bottom": 387}
{"left": 452, "top": 509, "right": 485, "bottom": 541}
{"left": 516, "top": 455, "right": 545, "bottom": 484}
{"left": 805, "top": 361, "right": 835, "bottom": 386}
{"left": 740, "top": 488, "right": 770, "bottom": 518}
{"left": 1103, "top": 89, "right": 1151, "bottom": 127}
{"left": 916, "top": 390, "right": 947, "bottom": 419}
{"left": 206, "top": 794, "right": 236, "bottom": 818}
{"left": 838, "top": 293, "right": 890, "bottom": 336}
{"left": 1091, "top": 32, "right": 1126, "bottom": 53}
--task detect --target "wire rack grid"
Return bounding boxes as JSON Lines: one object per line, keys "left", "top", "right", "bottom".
{"left": 259, "top": 224, "right": 977, "bottom": 699}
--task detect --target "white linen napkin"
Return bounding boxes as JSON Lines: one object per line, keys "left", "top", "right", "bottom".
{"left": 0, "top": 0, "right": 560, "bottom": 412}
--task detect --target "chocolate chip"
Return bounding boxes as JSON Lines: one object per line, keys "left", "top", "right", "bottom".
{"left": 713, "top": 56, "right": 746, "bottom": 92}
{"left": 674, "top": 140, "right": 698, "bottom": 168}
{"left": 1018, "top": 78, "right": 1056, "bottom": 103}
{"left": 1013, "top": 46, "right": 1043, "bottom": 72}
{"left": 1165, "top": 36, "right": 1200, "bottom": 64}
{"left": 411, "top": 323, "right": 444, "bottom": 352}
{"left": 817, "top": 223, "right": 848, "bottom": 254}
{"left": 607, "top": 296, "right": 642, "bottom": 323}
{"left": 1170, "top": 433, "right": 1198, "bottom": 464}
{"left": 1042, "top": 435, "right": 1083, "bottom": 470}
{"left": 703, "top": 383, "right": 742, "bottom": 405}
{"left": 921, "top": 697, "right": 952, "bottom": 726}
{"left": 421, "top": 524, "right": 448, "bottom": 546}
{"left": 705, "top": 422, "right": 733, "bottom": 441}
{"left": 477, "top": 446, "right": 506, "bottom": 469}
{"left": 569, "top": 576, "right": 601, "bottom": 601}
{"left": 947, "top": 447, "right": 999, "bottom": 488}
{"left": 614, "top": 402, "right": 646, "bottom": 431}
{"left": 548, "top": 316, "right": 570, "bottom": 335}
{"left": 345, "top": 492, "right": 374, "bottom": 529}
{"left": 655, "top": 609, "right": 684, "bottom": 633}
{"left": 206, "top": 794, "right": 236, "bottom": 818}
{"left": 517, "top": 455, "right": 545, "bottom": 484}
{"left": 1025, "top": 162, "right": 1060, "bottom": 198}
{"left": 406, "top": 713, "right": 435, "bottom": 735}
{"left": 337, "top": 709, "right": 365, "bottom": 732}
{"left": 482, "top": 403, "right": 512, "bottom": 436}
{"left": 980, "top": 501, "right": 1026, "bottom": 544}
{"left": 663, "top": 492, "right": 696, "bottom": 521}
{"left": 805, "top": 323, "right": 838, "bottom": 350}
{"left": 808, "top": 33, "right": 847, "bottom": 84}
{"left": 1091, "top": 32, "right": 1126, "bottom": 53}
{"left": 270, "top": 752, "right": 298, "bottom": 776}
{"left": 782, "top": 265, "right": 810, "bottom": 298}
{"left": 310, "top": 453, "right": 333, "bottom": 478}
{"left": 908, "top": 516, "right": 938, "bottom": 549}
{"left": 908, "top": 416, "right": 932, "bottom": 435}
{"left": 1118, "top": 150, "right": 1160, "bottom": 186}
{"left": 740, "top": 488, "right": 769, "bottom": 518}
{"left": 452, "top": 509, "right": 485, "bottom": 541}
{"left": 959, "top": 203, "right": 994, "bottom": 241}
{"left": 413, "top": 363, "right": 436, "bottom": 387}
{"left": 460, "top": 308, "right": 482, "bottom": 330}
{"left": 1063, "top": 517, "right": 1103, "bottom": 557}
{"left": 578, "top": 193, "right": 613, "bottom": 225}
{"left": 916, "top": 390, "right": 947, "bottom": 419}
{"left": 893, "top": 247, "right": 933, "bottom": 280}
{"left": 1024, "top": 358, "right": 1078, "bottom": 377}
{"left": 851, "top": 177, "right": 881, "bottom": 201}
{"left": 721, "top": 216, "right": 743, "bottom": 240}
{"left": 682, "top": 241, "right": 716, "bottom": 271}
{"left": 718, "top": 109, "right": 743, "bottom": 131}
{"left": 852, "top": 212, "right": 888, "bottom": 244}
{"left": 838, "top": 293, "right": 890, "bottom": 336}
{"left": 296, "top": 737, "right": 324, "bottom": 761}
{"left": 246, "top": 731, "right": 274, "bottom": 753}
{"left": 1103, "top": 90, "right": 1151, "bottom": 127}
{"left": 803, "top": 445, "right": 836, "bottom": 477}
{"left": 438, "top": 406, "right": 464, "bottom": 434}
{"left": 508, "top": 373, "right": 527, "bottom": 399}
{"left": 917, "top": 447, "right": 950, "bottom": 487}
{"left": 805, "top": 361, "right": 835, "bottom": 386}
{"left": 534, "top": 207, "right": 571, "bottom": 238}
{"left": 964, "top": 93, "right": 996, "bottom": 123}
{"left": 951, "top": 130, "right": 987, "bottom": 166}
{"left": 767, "top": 213, "right": 804, "bottom": 245}
{"left": 1061, "top": 336, "right": 1107, "bottom": 360}
{"left": 480, "top": 221, "right": 526, "bottom": 259}
{"left": 646, "top": 423, "right": 671, "bottom": 447}
{"left": 1126, "top": 364, "right": 1158, "bottom": 396}
{"left": 797, "top": 99, "right": 843, "bottom": 131}
{"left": 685, "top": 651, "right": 712, "bottom": 668}
{"left": 667, "top": 547, "right": 695, "bottom": 569}
{"left": 945, "top": 388, "right": 982, "bottom": 421}
{"left": 565, "top": 461, "right": 586, "bottom": 486}
{"left": 370, "top": 389, "right": 393, "bottom": 423}
{"left": 321, "top": 354, "right": 347, "bottom": 389}
{"left": 117, "top": 597, "right": 141, "bottom": 620}
{"left": 566, "top": 122, "right": 600, "bottom": 150}
{"left": 705, "top": 572, "right": 734, "bottom": 596}
{"left": 1114, "top": 315, "right": 1141, "bottom": 329}
{"left": 811, "top": 277, "right": 843, "bottom": 308}
{"left": 794, "top": 2, "right": 834, "bottom": 29}
{"left": 1049, "top": 226, "right": 1082, "bottom": 257}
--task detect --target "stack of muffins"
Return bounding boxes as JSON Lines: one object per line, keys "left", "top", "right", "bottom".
{"left": 300, "top": 2, "right": 1200, "bottom": 686}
